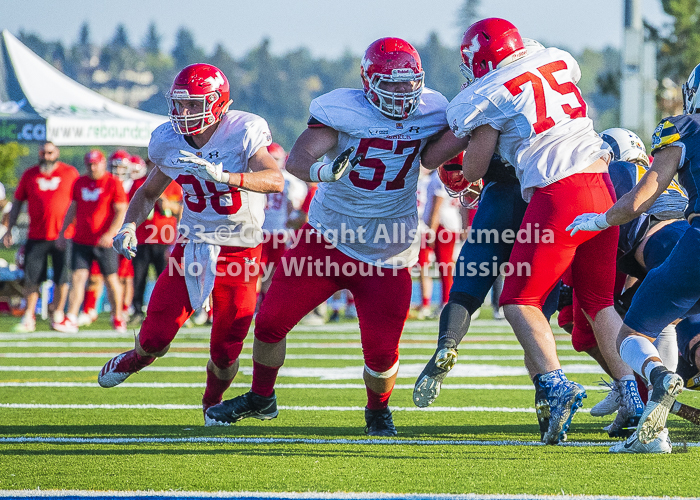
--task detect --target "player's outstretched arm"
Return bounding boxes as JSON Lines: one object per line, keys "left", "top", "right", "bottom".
{"left": 568, "top": 146, "right": 683, "bottom": 236}
{"left": 605, "top": 145, "right": 683, "bottom": 226}
{"left": 286, "top": 126, "right": 339, "bottom": 182}
{"left": 420, "top": 128, "right": 471, "bottom": 171}
{"left": 462, "top": 125, "right": 499, "bottom": 182}
{"left": 236, "top": 147, "right": 285, "bottom": 193}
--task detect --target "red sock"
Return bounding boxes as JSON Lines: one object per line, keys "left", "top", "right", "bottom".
{"left": 366, "top": 386, "right": 392, "bottom": 410}
{"left": 83, "top": 290, "right": 97, "bottom": 312}
{"left": 422, "top": 297, "right": 431, "bottom": 307}
{"left": 251, "top": 360, "right": 280, "bottom": 398}
{"left": 202, "top": 367, "right": 234, "bottom": 410}
{"left": 121, "top": 349, "right": 155, "bottom": 372}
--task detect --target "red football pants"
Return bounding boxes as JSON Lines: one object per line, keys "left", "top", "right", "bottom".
{"left": 138, "top": 242, "right": 261, "bottom": 369}
{"left": 255, "top": 225, "right": 412, "bottom": 372}
{"left": 500, "top": 173, "right": 619, "bottom": 323}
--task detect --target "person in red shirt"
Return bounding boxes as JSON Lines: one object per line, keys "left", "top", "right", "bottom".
{"left": 128, "top": 158, "right": 182, "bottom": 326}
{"left": 4, "top": 141, "right": 79, "bottom": 332}
{"left": 53, "top": 150, "right": 129, "bottom": 333}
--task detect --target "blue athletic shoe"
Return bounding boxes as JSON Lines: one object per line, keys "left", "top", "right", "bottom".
{"left": 605, "top": 378, "right": 645, "bottom": 438}
{"left": 540, "top": 370, "right": 587, "bottom": 445}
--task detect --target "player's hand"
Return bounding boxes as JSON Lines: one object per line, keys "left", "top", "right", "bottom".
{"left": 112, "top": 222, "right": 137, "bottom": 258}
{"left": 566, "top": 212, "right": 610, "bottom": 236}
{"left": 178, "top": 150, "right": 230, "bottom": 184}
{"left": 309, "top": 147, "right": 363, "bottom": 182}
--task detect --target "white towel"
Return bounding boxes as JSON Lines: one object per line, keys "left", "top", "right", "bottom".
{"left": 183, "top": 241, "right": 221, "bottom": 311}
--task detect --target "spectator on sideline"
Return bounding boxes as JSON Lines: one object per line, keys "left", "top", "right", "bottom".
{"left": 4, "top": 141, "right": 79, "bottom": 332}
{"left": 53, "top": 150, "right": 128, "bottom": 333}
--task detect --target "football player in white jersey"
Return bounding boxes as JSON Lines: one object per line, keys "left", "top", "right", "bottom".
{"left": 99, "top": 64, "right": 285, "bottom": 421}
{"left": 420, "top": 19, "right": 626, "bottom": 444}
{"left": 206, "top": 38, "right": 449, "bottom": 435}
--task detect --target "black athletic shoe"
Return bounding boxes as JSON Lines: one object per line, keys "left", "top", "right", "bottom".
{"left": 205, "top": 390, "right": 278, "bottom": 426}
{"left": 364, "top": 407, "right": 397, "bottom": 437}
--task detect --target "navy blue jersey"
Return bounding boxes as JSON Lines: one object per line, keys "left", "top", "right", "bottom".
{"left": 608, "top": 160, "right": 688, "bottom": 254}
{"left": 650, "top": 113, "right": 700, "bottom": 216}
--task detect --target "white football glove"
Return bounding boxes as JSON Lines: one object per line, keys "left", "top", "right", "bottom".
{"left": 309, "top": 147, "right": 363, "bottom": 182}
{"left": 566, "top": 212, "right": 610, "bottom": 236}
{"left": 113, "top": 222, "right": 137, "bottom": 259}
{"left": 178, "top": 150, "right": 230, "bottom": 184}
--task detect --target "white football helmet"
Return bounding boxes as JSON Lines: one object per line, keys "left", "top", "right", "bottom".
{"left": 522, "top": 38, "right": 545, "bottom": 54}
{"left": 682, "top": 63, "right": 700, "bottom": 114}
{"left": 600, "top": 128, "right": 650, "bottom": 166}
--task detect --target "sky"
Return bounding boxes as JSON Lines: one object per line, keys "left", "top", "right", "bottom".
{"left": 2, "top": 0, "right": 672, "bottom": 57}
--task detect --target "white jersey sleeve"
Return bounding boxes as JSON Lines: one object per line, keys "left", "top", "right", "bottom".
{"left": 306, "top": 88, "right": 449, "bottom": 267}
{"left": 148, "top": 111, "right": 272, "bottom": 247}
{"left": 447, "top": 47, "right": 609, "bottom": 202}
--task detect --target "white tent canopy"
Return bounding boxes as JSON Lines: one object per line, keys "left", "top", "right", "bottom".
{"left": 0, "top": 30, "right": 167, "bottom": 147}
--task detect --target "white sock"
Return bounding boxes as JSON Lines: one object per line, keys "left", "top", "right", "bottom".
{"left": 619, "top": 336, "right": 664, "bottom": 382}
{"left": 653, "top": 324, "right": 678, "bottom": 372}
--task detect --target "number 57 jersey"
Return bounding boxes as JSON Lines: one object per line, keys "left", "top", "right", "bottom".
{"left": 149, "top": 110, "right": 272, "bottom": 247}
{"left": 308, "top": 88, "right": 448, "bottom": 267}
{"left": 447, "top": 47, "right": 609, "bottom": 202}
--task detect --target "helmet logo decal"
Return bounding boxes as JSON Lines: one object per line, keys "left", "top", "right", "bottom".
{"left": 462, "top": 35, "right": 481, "bottom": 68}
{"left": 204, "top": 72, "right": 225, "bottom": 89}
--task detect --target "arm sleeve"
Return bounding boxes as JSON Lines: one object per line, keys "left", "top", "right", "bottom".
{"left": 243, "top": 117, "right": 273, "bottom": 160}
{"left": 309, "top": 99, "right": 333, "bottom": 128}
{"left": 446, "top": 96, "right": 504, "bottom": 139}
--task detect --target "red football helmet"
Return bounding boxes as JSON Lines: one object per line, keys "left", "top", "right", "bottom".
{"left": 166, "top": 63, "right": 231, "bottom": 135}
{"left": 267, "top": 143, "right": 286, "bottom": 168}
{"left": 361, "top": 37, "right": 424, "bottom": 119}
{"left": 84, "top": 149, "right": 105, "bottom": 166}
{"left": 130, "top": 154, "right": 147, "bottom": 180}
{"left": 460, "top": 18, "right": 526, "bottom": 86}
{"left": 108, "top": 150, "right": 132, "bottom": 180}
{"left": 437, "top": 153, "right": 483, "bottom": 209}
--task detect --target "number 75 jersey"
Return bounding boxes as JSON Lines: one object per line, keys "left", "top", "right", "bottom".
{"left": 310, "top": 88, "right": 448, "bottom": 219}
{"left": 447, "top": 47, "right": 608, "bottom": 202}
{"left": 148, "top": 110, "right": 272, "bottom": 247}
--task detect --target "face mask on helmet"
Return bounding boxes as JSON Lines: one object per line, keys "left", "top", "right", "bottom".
{"left": 166, "top": 64, "right": 231, "bottom": 135}
{"left": 600, "top": 128, "right": 650, "bottom": 167}
{"left": 460, "top": 18, "right": 526, "bottom": 88}
{"left": 361, "top": 38, "right": 425, "bottom": 120}
{"left": 682, "top": 63, "right": 700, "bottom": 114}
{"left": 109, "top": 150, "right": 132, "bottom": 181}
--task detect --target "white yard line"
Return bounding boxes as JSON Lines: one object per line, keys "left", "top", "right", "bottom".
{"left": 0, "top": 381, "right": 609, "bottom": 391}
{"left": 0, "top": 363, "right": 605, "bottom": 378}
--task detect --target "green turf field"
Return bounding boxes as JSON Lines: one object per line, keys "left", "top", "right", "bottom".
{"left": 0, "top": 314, "right": 698, "bottom": 498}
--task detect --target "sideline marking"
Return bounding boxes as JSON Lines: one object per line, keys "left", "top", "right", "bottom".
{"left": 0, "top": 382, "right": 608, "bottom": 391}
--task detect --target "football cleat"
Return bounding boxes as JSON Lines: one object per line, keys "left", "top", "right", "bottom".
{"left": 77, "top": 309, "right": 98, "bottom": 327}
{"left": 534, "top": 378, "right": 550, "bottom": 440}
{"left": 12, "top": 316, "right": 36, "bottom": 333}
{"left": 52, "top": 316, "right": 79, "bottom": 334}
{"left": 413, "top": 344, "right": 458, "bottom": 407}
{"left": 112, "top": 315, "right": 127, "bottom": 333}
{"left": 540, "top": 370, "right": 587, "bottom": 445}
{"left": 364, "top": 407, "right": 397, "bottom": 437}
{"left": 590, "top": 378, "right": 621, "bottom": 417}
{"left": 637, "top": 368, "right": 683, "bottom": 444}
{"left": 609, "top": 428, "right": 672, "bottom": 454}
{"left": 98, "top": 350, "right": 153, "bottom": 388}
{"left": 604, "top": 379, "right": 645, "bottom": 438}
{"left": 204, "top": 391, "right": 278, "bottom": 426}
